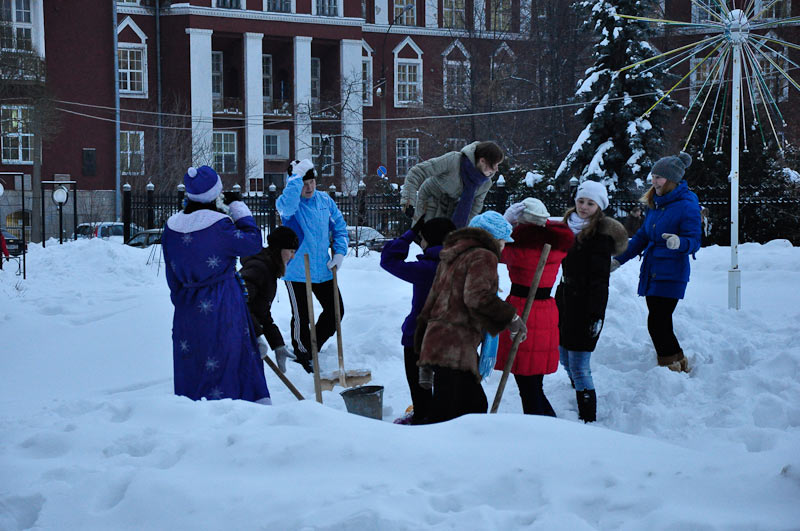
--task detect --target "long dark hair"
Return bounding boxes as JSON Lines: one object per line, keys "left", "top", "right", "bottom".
{"left": 562, "top": 205, "right": 604, "bottom": 242}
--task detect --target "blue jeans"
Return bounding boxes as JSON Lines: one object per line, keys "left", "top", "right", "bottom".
{"left": 559, "top": 347, "right": 594, "bottom": 391}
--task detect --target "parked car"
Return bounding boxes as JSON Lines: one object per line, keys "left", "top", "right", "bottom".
{"left": 1, "top": 228, "right": 25, "bottom": 256}
{"left": 73, "top": 222, "right": 144, "bottom": 240}
{"left": 346, "top": 226, "right": 390, "bottom": 252}
{"left": 125, "top": 228, "right": 163, "bottom": 248}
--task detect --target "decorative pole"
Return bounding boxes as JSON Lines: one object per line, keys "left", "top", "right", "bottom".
{"left": 727, "top": 10, "right": 746, "bottom": 310}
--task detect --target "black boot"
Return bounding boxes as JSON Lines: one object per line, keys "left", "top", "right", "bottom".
{"left": 576, "top": 389, "right": 596, "bottom": 423}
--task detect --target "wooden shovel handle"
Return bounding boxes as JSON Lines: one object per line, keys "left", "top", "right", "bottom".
{"left": 262, "top": 355, "right": 304, "bottom": 401}
{"left": 490, "top": 244, "right": 551, "bottom": 414}
{"left": 331, "top": 266, "right": 347, "bottom": 388}
{"left": 304, "top": 254, "right": 323, "bottom": 404}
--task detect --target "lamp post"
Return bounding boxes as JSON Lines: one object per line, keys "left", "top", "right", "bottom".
{"left": 377, "top": 3, "right": 415, "bottom": 174}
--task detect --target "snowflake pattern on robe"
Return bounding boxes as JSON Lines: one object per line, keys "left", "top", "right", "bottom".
{"left": 162, "top": 207, "right": 269, "bottom": 403}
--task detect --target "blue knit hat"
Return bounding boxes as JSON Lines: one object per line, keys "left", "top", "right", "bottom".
{"left": 469, "top": 211, "right": 514, "bottom": 242}
{"left": 184, "top": 165, "right": 222, "bottom": 203}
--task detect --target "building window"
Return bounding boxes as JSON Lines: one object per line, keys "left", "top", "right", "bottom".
{"left": 396, "top": 138, "right": 419, "bottom": 179}
{"left": 446, "top": 138, "right": 466, "bottom": 151}
{"left": 442, "top": 0, "right": 466, "bottom": 29}
{"left": 266, "top": 0, "right": 291, "bottom": 12}
{"left": 396, "top": 61, "right": 421, "bottom": 105}
{"left": 116, "top": 0, "right": 140, "bottom": 4}
{"left": 312, "top": 135, "right": 334, "bottom": 176}
{"left": 263, "top": 129, "right": 290, "bottom": 159}
{"left": 120, "top": 130, "right": 144, "bottom": 175}
{"left": 1, "top": 105, "right": 33, "bottom": 164}
{"left": 362, "top": 57, "right": 373, "bottom": 106}
{"left": 316, "top": 0, "right": 338, "bottom": 16}
{"left": 118, "top": 45, "right": 147, "bottom": 96}
{"left": 249, "top": 174, "right": 265, "bottom": 194}
{"left": 264, "top": 134, "right": 278, "bottom": 157}
{"left": 311, "top": 57, "right": 321, "bottom": 109}
{"left": 394, "top": 0, "right": 416, "bottom": 25}
{"left": 212, "top": 51, "right": 223, "bottom": 111}
{"left": 443, "top": 41, "right": 471, "bottom": 109}
{"left": 753, "top": 31, "right": 789, "bottom": 103}
{"left": 688, "top": 52, "right": 722, "bottom": 99}
{"left": 0, "top": 0, "right": 32, "bottom": 51}
{"left": 490, "top": 0, "right": 512, "bottom": 32}
{"left": 691, "top": 3, "right": 725, "bottom": 22}
{"left": 213, "top": 131, "right": 237, "bottom": 174}
{"left": 263, "top": 54, "right": 273, "bottom": 112}
{"left": 362, "top": 138, "right": 368, "bottom": 177}
{"left": 216, "top": 0, "right": 242, "bottom": 8}
{"left": 754, "top": 0, "right": 790, "bottom": 19}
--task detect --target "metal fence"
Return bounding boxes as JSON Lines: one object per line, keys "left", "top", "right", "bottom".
{"left": 123, "top": 182, "right": 800, "bottom": 246}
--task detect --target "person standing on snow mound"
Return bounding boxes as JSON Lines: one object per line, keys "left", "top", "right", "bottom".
{"left": 162, "top": 165, "right": 270, "bottom": 404}
{"left": 612, "top": 152, "right": 701, "bottom": 374}
{"left": 556, "top": 180, "right": 628, "bottom": 423}
{"left": 380, "top": 216, "right": 457, "bottom": 425}
{"left": 239, "top": 226, "right": 299, "bottom": 374}
{"left": 400, "top": 141, "right": 503, "bottom": 228}
{"left": 497, "top": 198, "right": 575, "bottom": 417}
{"left": 277, "top": 159, "right": 348, "bottom": 373}
{"left": 416, "top": 211, "right": 526, "bottom": 423}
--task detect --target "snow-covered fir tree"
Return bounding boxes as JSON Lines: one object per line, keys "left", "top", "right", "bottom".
{"left": 556, "top": 0, "right": 675, "bottom": 193}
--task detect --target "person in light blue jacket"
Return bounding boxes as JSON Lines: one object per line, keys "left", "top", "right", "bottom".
{"left": 277, "top": 159, "right": 349, "bottom": 372}
{"left": 613, "top": 152, "right": 701, "bottom": 373}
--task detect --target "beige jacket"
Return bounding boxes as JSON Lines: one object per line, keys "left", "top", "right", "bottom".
{"left": 400, "top": 141, "right": 494, "bottom": 224}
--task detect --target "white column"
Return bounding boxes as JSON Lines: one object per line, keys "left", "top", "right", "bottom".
{"left": 32, "top": 0, "right": 45, "bottom": 57}
{"left": 425, "top": 0, "right": 438, "bottom": 28}
{"left": 244, "top": 32, "right": 264, "bottom": 193}
{"left": 375, "top": 0, "right": 389, "bottom": 25}
{"left": 340, "top": 39, "right": 364, "bottom": 195}
{"left": 293, "top": 36, "right": 313, "bottom": 161}
{"left": 186, "top": 28, "right": 214, "bottom": 164}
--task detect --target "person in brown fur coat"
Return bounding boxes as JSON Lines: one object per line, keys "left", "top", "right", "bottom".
{"left": 415, "top": 211, "right": 526, "bottom": 423}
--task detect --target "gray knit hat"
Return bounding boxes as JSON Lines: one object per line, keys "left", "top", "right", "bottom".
{"left": 651, "top": 152, "right": 692, "bottom": 183}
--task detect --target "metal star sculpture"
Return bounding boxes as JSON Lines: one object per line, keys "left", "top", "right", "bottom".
{"left": 619, "top": 0, "right": 799, "bottom": 310}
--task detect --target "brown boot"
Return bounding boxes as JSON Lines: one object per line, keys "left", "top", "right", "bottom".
{"left": 658, "top": 351, "right": 690, "bottom": 373}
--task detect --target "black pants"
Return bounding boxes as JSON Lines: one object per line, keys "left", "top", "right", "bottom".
{"left": 404, "top": 346, "right": 433, "bottom": 424}
{"left": 646, "top": 296, "right": 681, "bottom": 358}
{"left": 285, "top": 279, "right": 344, "bottom": 362}
{"left": 514, "top": 374, "right": 556, "bottom": 417}
{"left": 431, "top": 367, "right": 487, "bottom": 423}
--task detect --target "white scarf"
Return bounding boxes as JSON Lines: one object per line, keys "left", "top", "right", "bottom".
{"left": 567, "top": 212, "right": 589, "bottom": 235}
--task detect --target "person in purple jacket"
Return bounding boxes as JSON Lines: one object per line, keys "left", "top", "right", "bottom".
{"left": 380, "top": 217, "right": 456, "bottom": 424}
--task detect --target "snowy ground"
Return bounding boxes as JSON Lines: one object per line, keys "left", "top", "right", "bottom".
{"left": 1, "top": 237, "right": 799, "bottom": 530}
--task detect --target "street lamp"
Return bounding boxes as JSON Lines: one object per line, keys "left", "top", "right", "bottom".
{"left": 377, "top": 3, "right": 415, "bottom": 174}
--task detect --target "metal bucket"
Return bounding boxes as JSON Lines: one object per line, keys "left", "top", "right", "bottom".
{"left": 340, "top": 385, "right": 384, "bottom": 420}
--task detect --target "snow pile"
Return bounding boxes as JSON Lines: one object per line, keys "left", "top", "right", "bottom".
{"left": 1, "top": 237, "right": 799, "bottom": 529}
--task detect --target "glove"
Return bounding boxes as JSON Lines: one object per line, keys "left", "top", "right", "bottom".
{"left": 662, "top": 233, "right": 680, "bottom": 250}
{"left": 507, "top": 314, "right": 527, "bottom": 343}
{"left": 503, "top": 202, "right": 525, "bottom": 225}
{"left": 256, "top": 335, "right": 269, "bottom": 360}
{"left": 411, "top": 216, "right": 425, "bottom": 235}
{"left": 274, "top": 345, "right": 295, "bottom": 373}
{"left": 610, "top": 258, "right": 621, "bottom": 273}
{"left": 223, "top": 190, "right": 242, "bottom": 204}
{"left": 404, "top": 204, "right": 415, "bottom": 219}
{"left": 326, "top": 253, "right": 344, "bottom": 271}
{"left": 418, "top": 366, "right": 434, "bottom": 390}
{"left": 590, "top": 319, "right": 604, "bottom": 338}
{"left": 227, "top": 201, "right": 253, "bottom": 222}
{"left": 288, "top": 159, "right": 315, "bottom": 180}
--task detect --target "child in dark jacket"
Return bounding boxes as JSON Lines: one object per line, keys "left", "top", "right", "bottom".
{"left": 380, "top": 217, "right": 456, "bottom": 424}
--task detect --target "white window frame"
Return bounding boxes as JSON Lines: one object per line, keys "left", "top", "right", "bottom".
{"left": 312, "top": 134, "right": 334, "bottom": 176}
{"left": 118, "top": 44, "right": 148, "bottom": 98}
{"left": 215, "top": 0, "right": 244, "bottom": 9}
{"left": 442, "top": 40, "right": 471, "bottom": 109}
{"left": 393, "top": 0, "right": 416, "bottom": 26}
{"left": 753, "top": 0, "right": 790, "bottom": 20}
{"left": 120, "top": 130, "right": 145, "bottom": 175}
{"left": 691, "top": 2, "right": 726, "bottom": 23}
{"left": 248, "top": 174, "right": 265, "bottom": 194}
{"left": 396, "top": 138, "right": 419, "bottom": 179}
{"left": 212, "top": 131, "right": 238, "bottom": 174}
{"left": 393, "top": 37, "right": 424, "bottom": 108}
{"left": 490, "top": 0, "right": 512, "bottom": 32}
{"left": 362, "top": 138, "right": 369, "bottom": 177}
{"left": 263, "top": 54, "right": 273, "bottom": 112}
{"left": 212, "top": 51, "right": 223, "bottom": 110}
{"left": 311, "top": 57, "right": 321, "bottom": 109}
{"left": 263, "top": 129, "right": 290, "bottom": 160}
{"left": 265, "top": 0, "right": 292, "bottom": 13}
{"left": 442, "top": 0, "right": 466, "bottom": 29}
{"left": 116, "top": 0, "right": 141, "bottom": 4}
{"left": 1, "top": 105, "right": 33, "bottom": 164}
{"left": 314, "top": 0, "right": 338, "bottom": 16}
{"left": 0, "top": 0, "right": 32, "bottom": 51}
{"left": 362, "top": 57, "right": 373, "bottom": 107}
{"left": 752, "top": 31, "right": 789, "bottom": 103}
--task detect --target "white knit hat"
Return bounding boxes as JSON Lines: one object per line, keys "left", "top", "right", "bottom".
{"left": 575, "top": 180, "right": 609, "bottom": 210}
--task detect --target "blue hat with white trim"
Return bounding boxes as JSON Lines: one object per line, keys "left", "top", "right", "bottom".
{"left": 184, "top": 165, "right": 222, "bottom": 203}
{"left": 468, "top": 210, "right": 514, "bottom": 242}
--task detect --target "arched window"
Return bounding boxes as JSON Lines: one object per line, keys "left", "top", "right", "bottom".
{"left": 442, "top": 40, "right": 471, "bottom": 109}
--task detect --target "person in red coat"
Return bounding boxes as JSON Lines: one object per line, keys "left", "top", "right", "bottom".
{"left": 496, "top": 198, "right": 574, "bottom": 416}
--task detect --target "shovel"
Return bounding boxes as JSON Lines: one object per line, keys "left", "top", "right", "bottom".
{"left": 490, "top": 243, "right": 551, "bottom": 414}
{"left": 318, "top": 264, "right": 372, "bottom": 391}
{"left": 304, "top": 254, "right": 323, "bottom": 403}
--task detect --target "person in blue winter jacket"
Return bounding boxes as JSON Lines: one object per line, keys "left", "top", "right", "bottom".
{"left": 162, "top": 165, "right": 270, "bottom": 403}
{"left": 613, "top": 152, "right": 701, "bottom": 373}
{"left": 380, "top": 217, "right": 456, "bottom": 424}
{"left": 277, "top": 159, "right": 349, "bottom": 373}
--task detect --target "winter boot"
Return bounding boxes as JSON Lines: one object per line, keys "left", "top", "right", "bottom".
{"left": 658, "top": 351, "right": 690, "bottom": 373}
{"left": 576, "top": 389, "right": 597, "bottom": 423}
